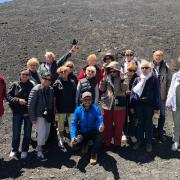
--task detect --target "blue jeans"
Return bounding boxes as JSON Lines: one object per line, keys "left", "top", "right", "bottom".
{"left": 157, "top": 100, "right": 166, "bottom": 136}
{"left": 12, "top": 113, "right": 32, "bottom": 152}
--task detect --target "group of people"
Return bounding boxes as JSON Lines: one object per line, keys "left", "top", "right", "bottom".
{"left": 0, "top": 46, "right": 180, "bottom": 165}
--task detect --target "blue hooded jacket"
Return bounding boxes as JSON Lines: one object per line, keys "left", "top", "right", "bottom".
{"left": 70, "top": 104, "right": 103, "bottom": 139}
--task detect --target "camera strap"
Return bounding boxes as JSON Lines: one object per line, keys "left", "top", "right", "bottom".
{"left": 42, "top": 89, "right": 49, "bottom": 109}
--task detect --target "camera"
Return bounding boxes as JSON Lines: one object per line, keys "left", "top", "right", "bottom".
{"left": 72, "top": 39, "right": 78, "bottom": 45}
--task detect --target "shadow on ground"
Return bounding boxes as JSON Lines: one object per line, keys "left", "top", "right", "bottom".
{"left": 0, "top": 136, "right": 179, "bottom": 179}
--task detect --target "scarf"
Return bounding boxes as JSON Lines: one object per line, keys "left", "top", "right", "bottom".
{"left": 124, "top": 57, "right": 141, "bottom": 75}
{"left": 132, "top": 72, "right": 152, "bottom": 97}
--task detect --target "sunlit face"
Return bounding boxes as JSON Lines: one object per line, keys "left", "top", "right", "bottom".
{"left": 28, "top": 64, "right": 38, "bottom": 72}
{"left": 127, "top": 68, "right": 136, "bottom": 78}
{"left": 82, "top": 97, "right": 92, "bottom": 109}
{"left": 67, "top": 65, "right": 74, "bottom": 73}
{"left": 125, "top": 53, "right": 134, "bottom": 62}
{"left": 86, "top": 69, "right": 96, "bottom": 79}
{"left": 42, "top": 76, "right": 51, "bottom": 88}
{"left": 141, "top": 64, "right": 151, "bottom": 76}
{"left": 104, "top": 56, "right": 113, "bottom": 65}
{"left": 20, "top": 70, "right": 29, "bottom": 82}
{"left": 45, "top": 54, "right": 54, "bottom": 65}
{"left": 59, "top": 69, "right": 69, "bottom": 79}
{"left": 153, "top": 51, "right": 163, "bottom": 64}
{"left": 109, "top": 69, "right": 119, "bottom": 78}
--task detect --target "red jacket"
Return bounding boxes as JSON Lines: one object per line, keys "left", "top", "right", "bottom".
{"left": 77, "top": 64, "right": 103, "bottom": 84}
{"left": 0, "top": 75, "right": 6, "bottom": 116}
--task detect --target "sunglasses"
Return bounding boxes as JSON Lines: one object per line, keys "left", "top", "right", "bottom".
{"left": 104, "top": 56, "right": 111, "bottom": 60}
{"left": 128, "top": 69, "right": 136, "bottom": 72}
{"left": 83, "top": 98, "right": 92, "bottom": 102}
{"left": 43, "top": 78, "right": 51, "bottom": 81}
{"left": 60, "top": 70, "right": 68, "bottom": 74}
{"left": 88, "top": 70, "right": 95, "bottom": 73}
{"left": 21, "top": 73, "right": 29, "bottom": 76}
{"left": 141, "top": 67, "right": 150, "bottom": 70}
{"left": 125, "top": 54, "right": 134, "bottom": 57}
{"left": 67, "top": 66, "right": 74, "bottom": 69}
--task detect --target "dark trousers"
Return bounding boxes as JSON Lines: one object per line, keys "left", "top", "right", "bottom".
{"left": 79, "top": 131, "right": 102, "bottom": 154}
{"left": 157, "top": 100, "right": 166, "bottom": 136}
{"left": 136, "top": 104, "right": 153, "bottom": 144}
{"left": 12, "top": 113, "right": 32, "bottom": 152}
{"left": 128, "top": 113, "right": 138, "bottom": 137}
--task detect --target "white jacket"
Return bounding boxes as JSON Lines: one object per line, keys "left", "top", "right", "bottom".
{"left": 166, "top": 71, "right": 180, "bottom": 111}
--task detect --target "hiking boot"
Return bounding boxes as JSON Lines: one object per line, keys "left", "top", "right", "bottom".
{"left": 21, "top": 152, "right": 28, "bottom": 159}
{"left": 171, "top": 142, "right": 179, "bottom": 151}
{"left": 146, "top": 143, "right": 152, "bottom": 153}
{"left": 133, "top": 142, "right": 142, "bottom": 150}
{"left": 37, "top": 152, "right": 47, "bottom": 162}
{"left": 90, "top": 153, "right": 97, "bottom": 165}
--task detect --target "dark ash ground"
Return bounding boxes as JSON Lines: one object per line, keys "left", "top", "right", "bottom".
{"left": 0, "top": 0, "right": 180, "bottom": 179}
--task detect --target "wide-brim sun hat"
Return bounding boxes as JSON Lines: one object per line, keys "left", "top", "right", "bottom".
{"left": 103, "top": 53, "right": 115, "bottom": 62}
{"left": 106, "top": 61, "right": 121, "bottom": 72}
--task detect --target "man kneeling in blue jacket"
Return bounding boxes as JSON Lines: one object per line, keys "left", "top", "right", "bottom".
{"left": 70, "top": 91, "right": 104, "bottom": 165}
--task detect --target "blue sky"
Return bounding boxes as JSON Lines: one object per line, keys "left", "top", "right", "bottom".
{"left": 0, "top": 0, "right": 13, "bottom": 3}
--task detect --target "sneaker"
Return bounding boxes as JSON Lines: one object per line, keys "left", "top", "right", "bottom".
{"left": 21, "top": 152, "right": 28, "bottom": 159}
{"left": 130, "top": 136, "right": 137, "bottom": 143}
{"left": 35, "top": 148, "right": 48, "bottom": 154}
{"left": 146, "top": 143, "right": 152, "bottom": 153}
{"left": 9, "top": 151, "right": 17, "bottom": 158}
{"left": 171, "top": 142, "right": 179, "bottom": 151}
{"left": 37, "top": 152, "right": 47, "bottom": 162}
{"left": 133, "top": 142, "right": 142, "bottom": 150}
{"left": 122, "top": 135, "right": 127, "bottom": 141}
{"left": 90, "top": 153, "right": 97, "bottom": 165}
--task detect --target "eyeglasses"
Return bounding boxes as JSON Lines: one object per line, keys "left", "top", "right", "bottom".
{"left": 88, "top": 70, "right": 95, "bottom": 73}
{"left": 128, "top": 69, "right": 136, "bottom": 72}
{"left": 43, "top": 78, "right": 51, "bottom": 81}
{"left": 125, "top": 54, "right": 134, "bottom": 57}
{"left": 21, "top": 73, "right": 29, "bottom": 76}
{"left": 141, "top": 67, "right": 150, "bottom": 70}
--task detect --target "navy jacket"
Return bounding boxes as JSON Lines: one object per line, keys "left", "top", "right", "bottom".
{"left": 130, "top": 75, "right": 160, "bottom": 110}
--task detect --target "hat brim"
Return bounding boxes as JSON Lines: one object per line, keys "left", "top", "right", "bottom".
{"left": 103, "top": 55, "right": 115, "bottom": 62}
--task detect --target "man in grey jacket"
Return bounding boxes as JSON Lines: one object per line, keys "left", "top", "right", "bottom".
{"left": 152, "top": 50, "right": 172, "bottom": 142}
{"left": 28, "top": 72, "right": 54, "bottom": 161}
